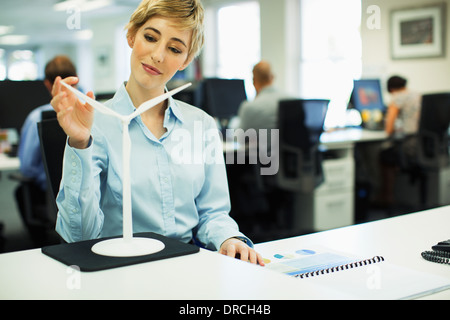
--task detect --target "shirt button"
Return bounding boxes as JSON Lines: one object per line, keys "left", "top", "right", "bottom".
{"left": 72, "top": 161, "right": 77, "bottom": 167}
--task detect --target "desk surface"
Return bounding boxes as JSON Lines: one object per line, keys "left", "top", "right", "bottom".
{"left": 0, "top": 240, "right": 333, "bottom": 300}
{"left": 320, "top": 128, "right": 388, "bottom": 147}
{"left": 223, "top": 128, "right": 388, "bottom": 153}
{"left": 1, "top": 206, "right": 449, "bottom": 300}
{"left": 256, "top": 205, "right": 450, "bottom": 300}
{"left": 0, "top": 154, "right": 19, "bottom": 171}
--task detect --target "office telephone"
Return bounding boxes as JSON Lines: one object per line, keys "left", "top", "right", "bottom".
{"left": 421, "top": 240, "right": 450, "bottom": 265}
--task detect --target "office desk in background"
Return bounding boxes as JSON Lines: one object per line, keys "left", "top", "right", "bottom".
{"left": 292, "top": 128, "right": 388, "bottom": 232}
{"left": 320, "top": 127, "right": 388, "bottom": 147}
{"left": 0, "top": 154, "right": 20, "bottom": 172}
{"left": 223, "top": 128, "right": 389, "bottom": 234}
{"left": 0, "top": 205, "right": 449, "bottom": 300}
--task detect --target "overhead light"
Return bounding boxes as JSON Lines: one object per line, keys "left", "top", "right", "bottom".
{"left": 54, "top": 0, "right": 113, "bottom": 12}
{"left": 0, "top": 35, "right": 29, "bottom": 45}
{"left": 0, "top": 26, "right": 14, "bottom": 36}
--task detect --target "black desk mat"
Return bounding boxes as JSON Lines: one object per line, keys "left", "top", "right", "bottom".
{"left": 41, "top": 232, "right": 199, "bottom": 272}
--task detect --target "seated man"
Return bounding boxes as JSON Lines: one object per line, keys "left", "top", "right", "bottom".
{"left": 18, "top": 55, "right": 78, "bottom": 191}
{"left": 238, "top": 60, "right": 289, "bottom": 134}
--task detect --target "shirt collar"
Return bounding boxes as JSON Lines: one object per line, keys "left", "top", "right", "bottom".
{"left": 166, "top": 95, "right": 185, "bottom": 124}
{"left": 113, "top": 82, "right": 185, "bottom": 124}
{"left": 259, "top": 85, "right": 276, "bottom": 95}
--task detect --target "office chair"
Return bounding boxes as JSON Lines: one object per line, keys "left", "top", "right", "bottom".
{"left": 37, "top": 118, "right": 67, "bottom": 215}
{"left": 244, "top": 99, "right": 328, "bottom": 237}
{"left": 9, "top": 111, "right": 60, "bottom": 248}
{"left": 276, "top": 99, "right": 329, "bottom": 193}
{"left": 415, "top": 93, "right": 450, "bottom": 168}
{"left": 398, "top": 93, "right": 450, "bottom": 208}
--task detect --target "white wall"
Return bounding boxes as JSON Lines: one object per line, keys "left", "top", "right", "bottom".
{"left": 258, "top": 0, "right": 450, "bottom": 99}
{"left": 36, "top": 0, "right": 450, "bottom": 100}
{"left": 90, "top": 13, "right": 131, "bottom": 94}
{"left": 202, "top": 0, "right": 299, "bottom": 95}
{"left": 361, "top": 0, "right": 450, "bottom": 99}
{"left": 208, "top": 0, "right": 450, "bottom": 100}
{"left": 35, "top": 12, "right": 131, "bottom": 94}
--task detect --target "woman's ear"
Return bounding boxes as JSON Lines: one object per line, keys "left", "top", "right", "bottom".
{"left": 179, "top": 55, "right": 194, "bottom": 71}
{"left": 127, "top": 34, "right": 135, "bottom": 48}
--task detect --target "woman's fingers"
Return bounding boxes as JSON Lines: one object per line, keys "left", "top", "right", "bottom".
{"left": 51, "top": 76, "right": 79, "bottom": 112}
{"left": 84, "top": 91, "right": 95, "bottom": 112}
{"left": 51, "top": 76, "right": 60, "bottom": 97}
{"left": 219, "top": 238, "right": 265, "bottom": 266}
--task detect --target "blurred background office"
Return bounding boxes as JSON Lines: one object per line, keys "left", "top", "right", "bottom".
{"left": 1, "top": 0, "right": 449, "bottom": 251}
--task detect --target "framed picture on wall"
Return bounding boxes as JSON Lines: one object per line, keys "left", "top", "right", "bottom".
{"left": 390, "top": 3, "right": 446, "bottom": 59}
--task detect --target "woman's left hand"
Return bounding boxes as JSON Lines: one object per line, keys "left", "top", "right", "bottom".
{"left": 219, "top": 238, "right": 265, "bottom": 266}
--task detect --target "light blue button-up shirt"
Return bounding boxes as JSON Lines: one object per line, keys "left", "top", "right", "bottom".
{"left": 55, "top": 83, "right": 250, "bottom": 250}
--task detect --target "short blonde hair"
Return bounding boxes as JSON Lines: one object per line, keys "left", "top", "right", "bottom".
{"left": 126, "top": 0, "right": 205, "bottom": 59}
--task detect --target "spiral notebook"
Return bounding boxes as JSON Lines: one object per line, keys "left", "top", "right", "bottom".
{"left": 262, "top": 248, "right": 384, "bottom": 278}
{"left": 259, "top": 246, "right": 450, "bottom": 300}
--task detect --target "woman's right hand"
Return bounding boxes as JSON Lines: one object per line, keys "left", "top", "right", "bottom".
{"left": 51, "top": 76, "right": 95, "bottom": 149}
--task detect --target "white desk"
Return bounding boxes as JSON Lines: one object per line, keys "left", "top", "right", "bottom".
{"left": 320, "top": 127, "right": 388, "bottom": 149}
{"left": 0, "top": 206, "right": 449, "bottom": 300}
{"left": 0, "top": 154, "right": 20, "bottom": 172}
{"left": 0, "top": 239, "right": 336, "bottom": 300}
{"left": 223, "top": 128, "right": 388, "bottom": 152}
{"left": 292, "top": 128, "right": 388, "bottom": 232}
{"left": 256, "top": 205, "right": 450, "bottom": 300}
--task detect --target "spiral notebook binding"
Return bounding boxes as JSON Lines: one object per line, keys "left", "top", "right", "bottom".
{"left": 296, "top": 256, "right": 385, "bottom": 279}
{"left": 421, "top": 251, "right": 450, "bottom": 265}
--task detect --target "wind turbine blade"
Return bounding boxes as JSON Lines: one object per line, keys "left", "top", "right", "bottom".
{"left": 127, "top": 83, "right": 192, "bottom": 121}
{"left": 60, "top": 81, "right": 126, "bottom": 120}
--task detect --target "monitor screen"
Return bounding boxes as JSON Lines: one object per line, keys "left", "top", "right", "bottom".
{"left": 0, "top": 80, "right": 51, "bottom": 133}
{"left": 303, "top": 99, "right": 329, "bottom": 134}
{"left": 350, "top": 79, "right": 386, "bottom": 112}
{"left": 202, "top": 78, "right": 247, "bottom": 120}
{"left": 279, "top": 99, "right": 329, "bottom": 148}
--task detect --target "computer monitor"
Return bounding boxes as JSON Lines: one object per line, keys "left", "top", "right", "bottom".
{"left": 0, "top": 80, "right": 51, "bottom": 133}
{"left": 169, "top": 81, "right": 203, "bottom": 108}
{"left": 350, "top": 79, "right": 386, "bottom": 112}
{"left": 201, "top": 78, "right": 247, "bottom": 123}
{"left": 350, "top": 79, "right": 386, "bottom": 129}
{"left": 279, "top": 99, "right": 329, "bottom": 149}
{"left": 302, "top": 99, "right": 329, "bottom": 143}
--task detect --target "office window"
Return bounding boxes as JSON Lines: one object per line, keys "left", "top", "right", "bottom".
{"left": 299, "top": 0, "right": 362, "bottom": 128}
{"left": 7, "top": 50, "right": 38, "bottom": 81}
{"left": 204, "top": 1, "right": 261, "bottom": 99}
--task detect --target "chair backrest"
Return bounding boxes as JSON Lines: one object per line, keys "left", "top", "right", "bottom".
{"left": 276, "top": 99, "right": 329, "bottom": 192}
{"left": 38, "top": 118, "right": 67, "bottom": 213}
{"left": 419, "top": 93, "right": 450, "bottom": 136}
{"left": 417, "top": 93, "right": 450, "bottom": 167}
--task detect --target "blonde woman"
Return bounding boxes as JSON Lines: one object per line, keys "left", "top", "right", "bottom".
{"left": 51, "top": 0, "right": 264, "bottom": 265}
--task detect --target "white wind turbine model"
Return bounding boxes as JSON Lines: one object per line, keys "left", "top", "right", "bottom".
{"left": 61, "top": 81, "right": 191, "bottom": 257}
